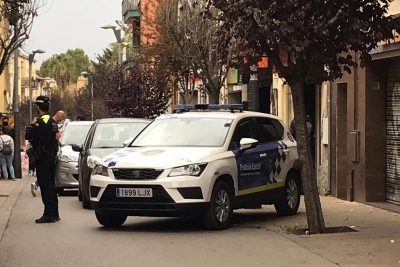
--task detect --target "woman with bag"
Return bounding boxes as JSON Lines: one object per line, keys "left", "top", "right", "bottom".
{"left": 0, "top": 127, "right": 15, "bottom": 181}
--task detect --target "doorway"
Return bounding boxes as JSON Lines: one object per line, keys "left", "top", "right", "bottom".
{"left": 259, "top": 86, "right": 271, "bottom": 114}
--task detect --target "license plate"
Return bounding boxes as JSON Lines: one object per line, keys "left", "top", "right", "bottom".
{"left": 116, "top": 188, "right": 153, "bottom": 198}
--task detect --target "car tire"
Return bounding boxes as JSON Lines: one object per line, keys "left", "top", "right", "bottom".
{"left": 274, "top": 172, "right": 301, "bottom": 216}
{"left": 95, "top": 211, "right": 127, "bottom": 228}
{"left": 78, "top": 186, "right": 82, "bottom": 201}
{"left": 57, "top": 188, "right": 65, "bottom": 196}
{"left": 82, "top": 191, "right": 92, "bottom": 210}
{"left": 201, "top": 181, "right": 234, "bottom": 230}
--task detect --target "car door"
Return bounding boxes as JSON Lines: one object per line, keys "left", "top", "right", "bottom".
{"left": 253, "top": 117, "right": 288, "bottom": 186}
{"left": 79, "top": 122, "right": 96, "bottom": 189}
{"left": 229, "top": 118, "right": 265, "bottom": 194}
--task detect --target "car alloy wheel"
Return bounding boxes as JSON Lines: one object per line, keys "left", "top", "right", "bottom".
{"left": 287, "top": 179, "right": 298, "bottom": 209}
{"left": 201, "top": 181, "right": 234, "bottom": 230}
{"left": 215, "top": 189, "right": 230, "bottom": 223}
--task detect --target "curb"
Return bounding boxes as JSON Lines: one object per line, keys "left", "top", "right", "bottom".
{"left": 0, "top": 176, "right": 31, "bottom": 243}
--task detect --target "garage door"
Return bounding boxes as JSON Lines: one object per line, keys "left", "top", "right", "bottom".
{"left": 386, "top": 59, "right": 400, "bottom": 204}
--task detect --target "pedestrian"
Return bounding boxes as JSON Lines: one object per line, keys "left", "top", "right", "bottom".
{"left": 25, "top": 96, "right": 60, "bottom": 223}
{"left": 1, "top": 116, "right": 15, "bottom": 139}
{"left": 1, "top": 117, "right": 16, "bottom": 179}
{"left": 30, "top": 110, "right": 66, "bottom": 198}
{"left": 0, "top": 127, "right": 16, "bottom": 181}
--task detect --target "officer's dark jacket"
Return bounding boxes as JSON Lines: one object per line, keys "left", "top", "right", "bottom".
{"left": 25, "top": 113, "right": 58, "bottom": 151}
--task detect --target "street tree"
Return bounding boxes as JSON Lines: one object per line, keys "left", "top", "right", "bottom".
{"left": 104, "top": 65, "right": 170, "bottom": 118}
{"left": 207, "top": 0, "right": 400, "bottom": 233}
{"left": 0, "top": 0, "right": 47, "bottom": 76}
{"left": 39, "top": 48, "right": 90, "bottom": 88}
{"left": 143, "top": 0, "right": 236, "bottom": 104}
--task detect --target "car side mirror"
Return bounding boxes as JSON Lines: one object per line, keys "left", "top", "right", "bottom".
{"left": 123, "top": 138, "right": 133, "bottom": 147}
{"left": 239, "top": 138, "right": 258, "bottom": 151}
{"left": 71, "top": 144, "right": 83, "bottom": 152}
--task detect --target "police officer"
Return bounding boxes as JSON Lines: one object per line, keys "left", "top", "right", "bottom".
{"left": 25, "top": 96, "right": 60, "bottom": 223}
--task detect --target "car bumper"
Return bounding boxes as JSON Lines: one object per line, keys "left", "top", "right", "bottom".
{"left": 55, "top": 161, "right": 79, "bottom": 188}
{"left": 90, "top": 173, "right": 211, "bottom": 217}
{"left": 91, "top": 201, "right": 209, "bottom": 217}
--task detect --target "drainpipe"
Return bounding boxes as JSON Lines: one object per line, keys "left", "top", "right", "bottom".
{"left": 284, "top": 84, "right": 289, "bottom": 126}
{"left": 316, "top": 84, "right": 321, "bottom": 187}
{"left": 328, "top": 81, "right": 331, "bottom": 194}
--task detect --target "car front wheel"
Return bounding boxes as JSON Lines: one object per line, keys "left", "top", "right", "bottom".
{"left": 95, "top": 211, "right": 127, "bottom": 228}
{"left": 201, "top": 181, "right": 234, "bottom": 230}
{"left": 82, "top": 190, "right": 92, "bottom": 209}
{"left": 274, "top": 173, "right": 301, "bottom": 216}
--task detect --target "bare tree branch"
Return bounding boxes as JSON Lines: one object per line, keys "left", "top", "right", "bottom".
{"left": 0, "top": 0, "right": 47, "bottom": 76}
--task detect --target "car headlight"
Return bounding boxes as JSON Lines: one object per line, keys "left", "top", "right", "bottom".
{"left": 87, "top": 156, "right": 100, "bottom": 169}
{"left": 92, "top": 164, "right": 109, "bottom": 177}
{"left": 58, "top": 154, "right": 78, "bottom": 163}
{"left": 168, "top": 163, "right": 207, "bottom": 177}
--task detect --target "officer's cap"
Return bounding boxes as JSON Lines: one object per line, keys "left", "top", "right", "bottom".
{"left": 35, "top": 95, "right": 50, "bottom": 105}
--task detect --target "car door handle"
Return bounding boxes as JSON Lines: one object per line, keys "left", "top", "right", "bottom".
{"left": 283, "top": 149, "right": 289, "bottom": 155}
{"left": 260, "top": 153, "right": 267, "bottom": 157}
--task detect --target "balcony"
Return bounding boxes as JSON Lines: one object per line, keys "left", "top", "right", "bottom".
{"left": 126, "top": 45, "right": 140, "bottom": 61}
{"left": 122, "top": 0, "right": 140, "bottom": 21}
{"left": 21, "top": 77, "right": 35, "bottom": 88}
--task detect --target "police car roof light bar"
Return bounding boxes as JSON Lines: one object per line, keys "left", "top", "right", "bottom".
{"left": 173, "top": 104, "right": 244, "bottom": 113}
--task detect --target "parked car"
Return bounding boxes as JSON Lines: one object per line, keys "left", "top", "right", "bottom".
{"left": 89, "top": 104, "right": 301, "bottom": 230}
{"left": 55, "top": 121, "right": 94, "bottom": 195}
{"left": 72, "top": 118, "right": 152, "bottom": 209}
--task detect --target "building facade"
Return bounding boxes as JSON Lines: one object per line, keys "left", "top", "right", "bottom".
{"left": 329, "top": 3, "right": 400, "bottom": 205}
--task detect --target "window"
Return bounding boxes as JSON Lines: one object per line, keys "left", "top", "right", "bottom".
{"left": 229, "top": 119, "right": 255, "bottom": 150}
{"left": 91, "top": 122, "right": 149, "bottom": 148}
{"left": 131, "top": 117, "right": 233, "bottom": 147}
{"left": 254, "top": 117, "right": 284, "bottom": 143}
{"left": 60, "top": 124, "right": 92, "bottom": 146}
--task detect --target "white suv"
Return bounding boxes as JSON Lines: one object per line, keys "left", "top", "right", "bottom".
{"left": 90, "top": 104, "right": 301, "bottom": 230}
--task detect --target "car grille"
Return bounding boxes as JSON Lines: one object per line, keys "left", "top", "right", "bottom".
{"left": 113, "top": 169, "right": 164, "bottom": 180}
{"left": 100, "top": 185, "right": 175, "bottom": 203}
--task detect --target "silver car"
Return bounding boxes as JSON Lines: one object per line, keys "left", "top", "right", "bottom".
{"left": 55, "top": 121, "right": 94, "bottom": 195}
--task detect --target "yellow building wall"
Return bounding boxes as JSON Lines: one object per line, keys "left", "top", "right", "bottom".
{"left": 0, "top": 9, "right": 10, "bottom": 113}
{"left": 389, "top": 0, "right": 400, "bottom": 15}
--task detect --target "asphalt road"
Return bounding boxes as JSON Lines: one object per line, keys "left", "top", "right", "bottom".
{"left": 0, "top": 184, "right": 337, "bottom": 267}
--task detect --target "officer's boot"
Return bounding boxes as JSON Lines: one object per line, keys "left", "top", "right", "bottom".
{"left": 35, "top": 215, "right": 57, "bottom": 224}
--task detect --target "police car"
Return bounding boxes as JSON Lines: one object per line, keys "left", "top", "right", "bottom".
{"left": 89, "top": 104, "right": 301, "bottom": 230}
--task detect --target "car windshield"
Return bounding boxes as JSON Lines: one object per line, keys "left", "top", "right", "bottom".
{"left": 130, "top": 117, "right": 233, "bottom": 147}
{"left": 91, "top": 122, "right": 149, "bottom": 149}
{"left": 60, "top": 124, "right": 92, "bottom": 145}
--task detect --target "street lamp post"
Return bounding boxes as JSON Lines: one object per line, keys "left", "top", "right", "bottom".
{"left": 81, "top": 71, "right": 94, "bottom": 120}
{"left": 101, "top": 23, "right": 122, "bottom": 65}
{"left": 13, "top": 49, "right": 21, "bottom": 178}
{"left": 28, "top": 49, "right": 45, "bottom": 122}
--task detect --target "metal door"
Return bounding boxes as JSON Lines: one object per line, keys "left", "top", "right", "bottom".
{"left": 386, "top": 59, "right": 400, "bottom": 204}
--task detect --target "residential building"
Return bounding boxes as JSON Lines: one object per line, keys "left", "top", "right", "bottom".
{"left": 329, "top": 3, "right": 400, "bottom": 206}
{"left": 6, "top": 51, "right": 41, "bottom": 113}
{"left": 122, "top": 0, "right": 158, "bottom": 64}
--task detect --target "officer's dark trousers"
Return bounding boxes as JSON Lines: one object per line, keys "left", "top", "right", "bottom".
{"left": 36, "top": 153, "right": 59, "bottom": 217}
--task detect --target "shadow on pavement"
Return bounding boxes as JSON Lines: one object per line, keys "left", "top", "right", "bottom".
{"left": 96, "top": 209, "right": 305, "bottom": 233}
{"left": 98, "top": 217, "right": 205, "bottom": 233}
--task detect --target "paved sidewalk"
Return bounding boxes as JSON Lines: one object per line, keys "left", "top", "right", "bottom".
{"left": 0, "top": 172, "right": 30, "bottom": 242}
{"left": 237, "top": 196, "right": 400, "bottom": 266}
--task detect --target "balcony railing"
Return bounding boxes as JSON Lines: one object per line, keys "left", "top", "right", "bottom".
{"left": 21, "top": 77, "right": 36, "bottom": 88}
{"left": 126, "top": 45, "right": 140, "bottom": 61}
{"left": 122, "top": 0, "right": 140, "bottom": 20}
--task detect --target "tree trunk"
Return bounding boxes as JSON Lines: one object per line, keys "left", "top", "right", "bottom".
{"left": 208, "top": 88, "right": 220, "bottom": 104}
{"left": 290, "top": 80, "right": 326, "bottom": 234}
